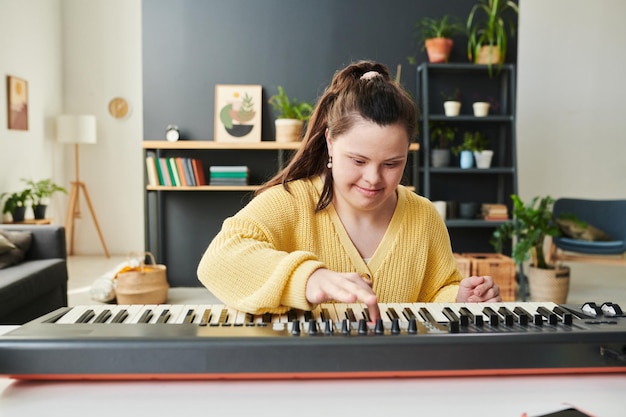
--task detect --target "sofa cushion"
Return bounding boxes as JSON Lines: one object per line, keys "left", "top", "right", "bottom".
{"left": 0, "top": 234, "right": 16, "bottom": 254}
{"left": 0, "top": 230, "right": 33, "bottom": 269}
{"left": 0, "top": 259, "right": 67, "bottom": 317}
{"left": 556, "top": 218, "right": 611, "bottom": 242}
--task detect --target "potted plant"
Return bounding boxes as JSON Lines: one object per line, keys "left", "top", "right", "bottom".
{"left": 1, "top": 189, "right": 32, "bottom": 222}
{"left": 429, "top": 122, "right": 457, "bottom": 167}
{"left": 441, "top": 88, "right": 461, "bottom": 116}
{"left": 413, "top": 15, "right": 465, "bottom": 64}
{"left": 467, "top": 0, "right": 519, "bottom": 74}
{"left": 22, "top": 178, "right": 67, "bottom": 219}
{"left": 491, "top": 194, "right": 570, "bottom": 302}
{"left": 452, "top": 130, "right": 489, "bottom": 168}
{"left": 268, "top": 86, "right": 313, "bottom": 142}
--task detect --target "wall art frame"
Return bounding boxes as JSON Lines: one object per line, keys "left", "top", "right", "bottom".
{"left": 214, "top": 84, "right": 262, "bottom": 143}
{"left": 7, "top": 75, "right": 29, "bottom": 131}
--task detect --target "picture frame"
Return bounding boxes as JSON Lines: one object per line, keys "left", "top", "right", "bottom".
{"left": 214, "top": 84, "right": 262, "bottom": 143}
{"left": 6, "top": 75, "right": 29, "bottom": 131}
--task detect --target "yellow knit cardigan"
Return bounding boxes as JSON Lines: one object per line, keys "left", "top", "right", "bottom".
{"left": 197, "top": 176, "right": 461, "bottom": 314}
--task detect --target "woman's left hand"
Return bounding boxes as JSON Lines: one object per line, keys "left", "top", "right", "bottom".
{"left": 456, "top": 276, "right": 502, "bottom": 302}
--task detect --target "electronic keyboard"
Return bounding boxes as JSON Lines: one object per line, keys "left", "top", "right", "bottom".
{"left": 0, "top": 301, "right": 625, "bottom": 380}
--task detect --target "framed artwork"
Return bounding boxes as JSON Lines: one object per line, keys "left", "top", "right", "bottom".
{"left": 7, "top": 75, "right": 28, "bottom": 130}
{"left": 214, "top": 84, "right": 262, "bottom": 143}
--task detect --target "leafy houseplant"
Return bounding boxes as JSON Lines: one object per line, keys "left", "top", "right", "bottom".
{"left": 22, "top": 178, "right": 67, "bottom": 219}
{"left": 412, "top": 15, "right": 465, "bottom": 64}
{"left": 491, "top": 195, "right": 570, "bottom": 302}
{"left": 1, "top": 189, "right": 32, "bottom": 222}
{"left": 467, "top": 0, "right": 519, "bottom": 74}
{"left": 268, "top": 86, "right": 313, "bottom": 143}
{"left": 452, "top": 131, "right": 489, "bottom": 169}
{"left": 429, "top": 122, "right": 457, "bottom": 167}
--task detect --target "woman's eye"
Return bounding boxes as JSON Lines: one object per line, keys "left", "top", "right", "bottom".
{"left": 352, "top": 159, "right": 365, "bottom": 165}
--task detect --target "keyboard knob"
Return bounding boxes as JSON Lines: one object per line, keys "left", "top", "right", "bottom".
{"left": 291, "top": 320, "right": 301, "bottom": 336}
{"left": 391, "top": 319, "right": 401, "bottom": 334}
{"left": 358, "top": 319, "right": 368, "bottom": 335}
{"left": 374, "top": 319, "right": 384, "bottom": 335}
{"left": 341, "top": 319, "right": 351, "bottom": 335}
{"left": 324, "top": 320, "right": 334, "bottom": 335}
{"left": 308, "top": 319, "right": 318, "bottom": 335}
{"left": 408, "top": 318, "right": 418, "bottom": 334}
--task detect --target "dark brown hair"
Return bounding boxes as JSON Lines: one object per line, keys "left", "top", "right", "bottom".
{"left": 257, "top": 60, "right": 417, "bottom": 211}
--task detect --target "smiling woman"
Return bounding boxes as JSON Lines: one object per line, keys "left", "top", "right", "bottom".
{"left": 197, "top": 60, "right": 502, "bottom": 321}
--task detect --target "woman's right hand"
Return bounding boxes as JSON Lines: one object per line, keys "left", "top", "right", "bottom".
{"left": 305, "top": 268, "right": 380, "bottom": 322}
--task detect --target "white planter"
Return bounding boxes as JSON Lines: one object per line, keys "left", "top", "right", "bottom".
{"left": 472, "top": 102, "right": 490, "bottom": 117}
{"left": 274, "top": 119, "right": 304, "bottom": 142}
{"left": 443, "top": 101, "right": 461, "bottom": 116}
{"left": 473, "top": 150, "right": 494, "bottom": 168}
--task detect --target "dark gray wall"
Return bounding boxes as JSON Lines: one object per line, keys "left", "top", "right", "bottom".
{"left": 142, "top": 0, "right": 518, "bottom": 286}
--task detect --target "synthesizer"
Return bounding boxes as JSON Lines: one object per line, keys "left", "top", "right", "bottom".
{"left": 0, "top": 301, "right": 625, "bottom": 380}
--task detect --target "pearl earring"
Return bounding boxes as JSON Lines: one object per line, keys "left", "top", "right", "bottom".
{"left": 327, "top": 156, "right": 332, "bottom": 169}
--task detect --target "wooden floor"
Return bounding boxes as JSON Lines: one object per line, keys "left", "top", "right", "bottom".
{"left": 66, "top": 255, "right": 626, "bottom": 307}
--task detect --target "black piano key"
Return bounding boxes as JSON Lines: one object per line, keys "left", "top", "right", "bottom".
{"left": 385, "top": 307, "right": 400, "bottom": 321}
{"left": 552, "top": 306, "right": 573, "bottom": 325}
{"left": 304, "top": 310, "right": 314, "bottom": 323}
{"left": 244, "top": 313, "right": 255, "bottom": 325}
{"left": 513, "top": 306, "right": 531, "bottom": 326}
{"left": 93, "top": 310, "right": 112, "bottom": 324}
{"left": 77, "top": 309, "right": 95, "bottom": 323}
{"left": 402, "top": 307, "right": 417, "bottom": 321}
{"left": 138, "top": 309, "right": 153, "bottom": 323}
{"left": 262, "top": 313, "right": 273, "bottom": 323}
{"left": 418, "top": 307, "right": 437, "bottom": 325}
{"left": 497, "top": 306, "right": 515, "bottom": 326}
{"left": 320, "top": 308, "right": 330, "bottom": 323}
{"left": 217, "top": 308, "right": 229, "bottom": 325}
{"left": 199, "top": 309, "right": 211, "bottom": 326}
{"left": 291, "top": 320, "right": 300, "bottom": 336}
{"left": 183, "top": 309, "right": 195, "bottom": 324}
{"left": 482, "top": 307, "right": 499, "bottom": 327}
{"left": 111, "top": 310, "right": 129, "bottom": 323}
{"left": 156, "top": 309, "right": 171, "bottom": 324}
{"left": 345, "top": 308, "right": 357, "bottom": 323}
{"left": 287, "top": 309, "right": 299, "bottom": 322}
{"left": 362, "top": 308, "right": 371, "bottom": 322}
{"left": 442, "top": 307, "right": 461, "bottom": 332}
{"left": 537, "top": 306, "right": 558, "bottom": 325}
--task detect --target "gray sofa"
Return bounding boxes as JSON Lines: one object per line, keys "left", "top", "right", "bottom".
{"left": 0, "top": 224, "right": 68, "bottom": 325}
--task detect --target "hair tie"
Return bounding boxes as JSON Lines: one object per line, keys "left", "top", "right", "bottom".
{"left": 360, "top": 71, "right": 380, "bottom": 80}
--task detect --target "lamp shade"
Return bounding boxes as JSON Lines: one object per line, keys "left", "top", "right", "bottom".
{"left": 57, "top": 115, "right": 97, "bottom": 144}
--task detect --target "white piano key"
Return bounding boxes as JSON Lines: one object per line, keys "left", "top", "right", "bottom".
{"left": 56, "top": 305, "right": 95, "bottom": 324}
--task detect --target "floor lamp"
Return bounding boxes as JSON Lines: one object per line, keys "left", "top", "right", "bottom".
{"left": 57, "top": 115, "right": 110, "bottom": 258}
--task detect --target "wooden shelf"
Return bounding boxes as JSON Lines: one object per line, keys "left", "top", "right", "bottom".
{"left": 3, "top": 218, "right": 52, "bottom": 225}
{"left": 143, "top": 140, "right": 418, "bottom": 151}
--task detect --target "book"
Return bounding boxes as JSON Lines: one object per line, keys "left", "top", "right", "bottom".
{"left": 175, "top": 157, "right": 188, "bottom": 186}
{"left": 145, "top": 156, "right": 159, "bottom": 186}
{"left": 167, "top": 158, "right": 180, "bottom": 186}
{"left": 191, "top": 159, "right": 206, "bottom": 186}
{"left": 183, "top": 158, "right": 196, "bottom": 186}
{"left": 158, "top": 158, "right": 171, "bottom": 186}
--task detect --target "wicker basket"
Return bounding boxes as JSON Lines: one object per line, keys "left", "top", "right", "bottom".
{"left": 462, "top": 253, "right": 516, "bottom": 301}
{"left": 526, "top": 265, "right": 570, "bottom": 304}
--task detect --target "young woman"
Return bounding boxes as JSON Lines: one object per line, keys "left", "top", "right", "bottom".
{"left": 197, "top": 60, "right": 501, "bottom": 321}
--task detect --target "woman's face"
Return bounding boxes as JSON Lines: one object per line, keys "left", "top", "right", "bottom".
{"left": 326, "top": 118, "right": 409, "bottom": 214}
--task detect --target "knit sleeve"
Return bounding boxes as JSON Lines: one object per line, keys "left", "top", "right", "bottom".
{"left": 196, "top": 184, "right": 323, "bottom": 314}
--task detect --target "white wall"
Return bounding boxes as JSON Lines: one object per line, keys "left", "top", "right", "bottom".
{"left": 517, "top": 0, "right": 626, "bottom": 199}
{"left": 0, "top": 0, "right": 143, "bottom": 255}
{"left": 1, "top": 0, "right": 625, "bottom": 259}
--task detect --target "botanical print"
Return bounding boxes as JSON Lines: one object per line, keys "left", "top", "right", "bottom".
{"left": 214, "top": 85, "right": 262, "bottom": 143}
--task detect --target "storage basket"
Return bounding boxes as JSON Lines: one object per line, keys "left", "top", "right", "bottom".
{"left": 462, "top": 253, "right": 516, "bottom": 301}
{"left": 114, "top": 252, "right": 169, "bottom": 305}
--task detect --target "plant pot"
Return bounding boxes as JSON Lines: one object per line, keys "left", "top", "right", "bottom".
{"left": 459, "top": 150, "right": 474, "bottom": 169}
{"left": 425, "top": 37, "right": 453, "bottom": 63}
{"left": 443, "top": 101, "right": 461, "bottom": 116}
{"left": 274, "top": 119, "right": 304, "bottom": 142}
{"left": 458, "top": 202, "right": 478, "bottom": 219}
{"left": 431, "top": 149, "right": 451, "bottom": 167}
{"left": 33, "top": 204, "right": 47, "bottom": 220}
{"left": 526, "top": 265, "right": 571, "bottom": 304}
{"left": 472, "top": 102, "right": 490, "bottom": 117}
{"left": 473, "top": 150, "right": 494, "bottom": 169}
{"left": 11, "top": 206, "right": 26, "bottom": 222}
{"left": 475, "top": 45, "right": 501, "bottom": 65}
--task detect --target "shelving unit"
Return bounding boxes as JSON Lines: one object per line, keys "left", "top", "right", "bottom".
{"left": 142, "top": 140, "right": 419, "bottom": 286}
{"left": 416, "top": 63, "right": 518, "bottom": 253}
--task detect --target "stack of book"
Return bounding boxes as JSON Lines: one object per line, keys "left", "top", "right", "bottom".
{"left": 209, "top": 166, "right": 249, "bottom": 186}
{"left": 481, "top": 203, "right": 509, "bottom": 221}
{"left": 145, "top": 156, "right": 206, "bottom": 187}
